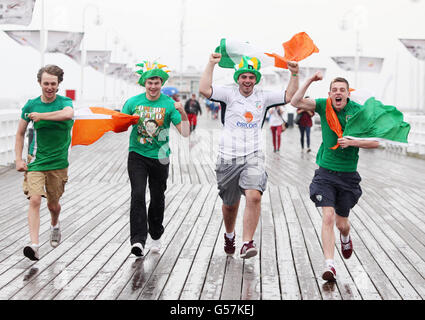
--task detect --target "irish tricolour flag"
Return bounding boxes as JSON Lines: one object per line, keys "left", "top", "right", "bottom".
{"left": 345, "top": 90, "right": 410, "bottom": 145}
{"left": 215, "top": 32, "right": 319, "bottom": 69}
{"left": 71, "top": 107, "right": 139, "bottom": 146}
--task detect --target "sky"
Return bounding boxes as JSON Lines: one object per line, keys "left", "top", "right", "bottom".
{"left": 1, "top": 0, "right": 425, "bottom": 111}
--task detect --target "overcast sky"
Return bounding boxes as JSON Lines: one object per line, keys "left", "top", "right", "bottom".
{"left": 1, "top": 0, "right": 424, "bottom": 110}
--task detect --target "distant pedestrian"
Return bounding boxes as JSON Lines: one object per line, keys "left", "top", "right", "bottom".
{"left": 296, "top": 105, "right": 314, "bottom": 152}
{"left": 268, "top": 105, "right": 286, "bottom": 152}
{"left": 184, "top": 93, "right": 202, "bottom": 132}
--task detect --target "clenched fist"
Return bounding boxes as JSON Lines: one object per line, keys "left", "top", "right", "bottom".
{"left": 209, "top": 52, "right": 222, "bottom": 65}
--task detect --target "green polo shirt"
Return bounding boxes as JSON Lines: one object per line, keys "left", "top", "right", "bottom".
{"left": 122, "top": 93, "right": 181, "bottom": 159}
{"left": 314, "top": 98, "right": 363, "bottom": 172}
{"left": 21, "top": 95, "right": 74, "bottom": 172}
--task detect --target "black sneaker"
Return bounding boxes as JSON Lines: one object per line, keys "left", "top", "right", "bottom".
{"left": 131, "top": 243, "right": 144, "bottom": 257}
{"left": 23, "top": 245, "right": 39, "bottom": 261}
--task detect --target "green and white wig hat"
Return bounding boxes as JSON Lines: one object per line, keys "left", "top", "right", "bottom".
{"left": 233, "top": 56, "right": 261, "bottom": 84}
{"left": 136, "top": 61, "right": 170, "bottom": 87}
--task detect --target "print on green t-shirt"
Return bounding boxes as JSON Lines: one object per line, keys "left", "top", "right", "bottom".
{"left": 21, "top": 95, "right": 74, "bottom": 172}
{"left": 122, "top": 93, "right": 181, "bottom": 159}
{"left": 314, "top": 98, "right": 363, "bottom": 172}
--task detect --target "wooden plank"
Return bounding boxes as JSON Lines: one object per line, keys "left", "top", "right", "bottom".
{"left": 288, "top": 185, "right": 343, "bottom": 300}
{"left": 258, "top": 189, "right": 280, "bottom": 299}
{"left": 279, "top": 186, "right": 322, "bottom": 299}
{"left": 137, "top": 184, "right": 209, "bottom": 300}
{"left": 75, "top": 184, "right": 182, "bottom": 300}
{"left": 159, "top": 185, "right": 215, "bottom": 299}
{"left": 269, "top": 186, "right": 301, "bottom": 300}
{"left": 115, "top": 184, "right": 203, "bottom": 300}
{"left": 220, "top": 200, "right": 245, "bottom": 300}
{"left": 179, "top": 194, "right": 223, "bottom": 299}
{"left": 96, "top": 184, "right": 190, "bottom": 300}
{"left": 353, "top": 201, "right": 425, "bottom": 299}
{"left": 299, "top": 188, "right": 375, "bottom": 300}
{"left": 4, "top": 185, "right": 131, "bottom": 300}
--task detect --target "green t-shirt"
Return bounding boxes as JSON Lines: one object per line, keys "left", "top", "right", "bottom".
{"left": 21, "top": 95, "right": 74, "bottom": 172}
{"left": 121, "top": 93, "right": 182, "bottom": 159}
{"left": 314, "top": 98, "right": 363, "bottom": 172}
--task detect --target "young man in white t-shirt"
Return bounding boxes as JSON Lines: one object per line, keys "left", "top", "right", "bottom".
{"left": 199, "top": 53, "right": 299, "bottom": 259}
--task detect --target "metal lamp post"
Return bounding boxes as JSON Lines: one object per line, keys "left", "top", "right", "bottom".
{"left": 80, "top": 4, "right": 102, "bottom": 103}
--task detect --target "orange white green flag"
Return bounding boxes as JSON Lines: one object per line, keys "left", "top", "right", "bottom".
{"left": 215, "top": 32, "right": 319, "bottom": 69}
{"left": 325, "top": 89, "right": 410, "bottom": 149}
{"left": 71, "top": 107, "right": 139, "bottom": 146}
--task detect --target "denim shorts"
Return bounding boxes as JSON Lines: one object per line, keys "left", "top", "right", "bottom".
{"left": 309, "top": 167, "right": 362, "bottom": 217}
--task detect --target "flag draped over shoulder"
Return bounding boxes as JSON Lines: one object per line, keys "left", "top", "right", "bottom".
{"left": 71, "top": 107, "right": 139, "bottom": 146}
{"left": 326, "top": 98, "right": 343, "bottom": 149}
{"left": 215, "top": 32, "right": 319, "bottom": 69}
{"left": 343, "top": 98, "right": 410, "bottom": 145}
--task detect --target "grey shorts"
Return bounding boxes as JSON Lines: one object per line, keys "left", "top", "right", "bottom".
{"left": 215, "top": 151, "right": 268, "bottom": 206}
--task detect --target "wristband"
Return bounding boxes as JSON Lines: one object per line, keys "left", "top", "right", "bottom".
{"left": 292, "top": 73, "right": 298, "bottom": 77}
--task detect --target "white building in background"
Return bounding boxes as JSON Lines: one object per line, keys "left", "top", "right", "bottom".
{"left": 167, "top": 66, "right": 201, "bottom": 101}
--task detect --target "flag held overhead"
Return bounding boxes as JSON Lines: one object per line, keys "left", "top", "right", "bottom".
{"left": 214, "top": 32, "right": 319, "bottom": 70}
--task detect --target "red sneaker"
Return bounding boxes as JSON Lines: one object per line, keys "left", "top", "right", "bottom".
{"left": 340, "top": 234, "right": 353, "bottom": 259}
{"left": 322, "top": 266, "right": 336, "bottom": 282}
{"left": 224, "top": 233, "right": 235, "bottom": 256}
{"left": 240, "top": 240, "right": 258, "bottom": 259}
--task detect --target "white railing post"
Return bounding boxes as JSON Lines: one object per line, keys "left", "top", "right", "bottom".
{"left": 0, "top": 109, "right": 21, "bottom": 166}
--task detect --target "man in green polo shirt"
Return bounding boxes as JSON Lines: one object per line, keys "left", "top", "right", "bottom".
{"left": 122, "top": 61, "right": 189, "bottom": 257}
{"left": 291, "top": 72, "right": 379, "bottom": 282}
{"left": 15, "top": 65, "right": 74, "bottom": 261}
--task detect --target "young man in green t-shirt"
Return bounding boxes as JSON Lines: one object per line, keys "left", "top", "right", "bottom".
{"left": 15, "top": 65, "right": 74, "bottom": 261}
{"left": 291, "top": 72, "right": 379, "bottom": 281}
{"left": 122, "top": 61, "right": 189, "bottom": 257}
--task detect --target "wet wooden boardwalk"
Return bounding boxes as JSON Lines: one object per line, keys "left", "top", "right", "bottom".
{"left": 0, "top": 115, "right": 424, "bottom": 301}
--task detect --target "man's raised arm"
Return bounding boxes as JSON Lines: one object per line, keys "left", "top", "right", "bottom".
{"left": 291, "top": 71, "right": 323, "bottom": 112}
{"left": 199, "top": 53, "right": 221, "bottom": 99}
{"left": 284, "top": 61, "right": 299, "bottom": 103}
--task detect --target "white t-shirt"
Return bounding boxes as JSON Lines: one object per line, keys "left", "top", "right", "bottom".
{"left": 268, "top": 106, "right": 286, "bottom": 127}
{"left": 211, "top": 85, "right": 286, "bottom": 158}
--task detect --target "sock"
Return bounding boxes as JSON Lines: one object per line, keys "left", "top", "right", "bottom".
{"left": 225, "top": 232, "right": 235, "bottom": 239}
{"left": 325, "top": 259, "right": 334, "bottom": 268}
{"left": 31, "top": 243, "right": 40, "bottom": 248}
{"left": 341, "top": 234, "right": 350, "bottom": 243}
{"left": 51, "top": 222, "right": 60, "bottom": 229}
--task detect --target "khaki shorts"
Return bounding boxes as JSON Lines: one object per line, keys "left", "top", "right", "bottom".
{"left": 23, "top": 165, "right": 68, "bottom": 203}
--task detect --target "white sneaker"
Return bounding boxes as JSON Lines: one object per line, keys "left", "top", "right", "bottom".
{"left": 131, "top": 243, "right": 144, "bottom": 257}
{"left": 50, "top": 225, "right": 61, "bottom": 248}
{"left": 150, "top": 238, "right": 162, "bottom": 253}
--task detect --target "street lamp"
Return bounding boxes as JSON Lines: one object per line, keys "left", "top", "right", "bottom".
{"left": 339, "top": 6, "right": 368, "bottom": 87}
{"left": 102, "top": 29, "right": 119, "bottom": 103}
{"left": 80, "top": 4, "right": 102, "bottom": 103}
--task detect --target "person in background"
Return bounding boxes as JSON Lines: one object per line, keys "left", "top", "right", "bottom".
{"left": 296, "top": 97, "right": 314, "bottom": 152}
{"left": 184, "top": 93, "right": 202, "bottom": 132}
{"left": 268, "top": 105, "right": 286, "bottom": 152}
